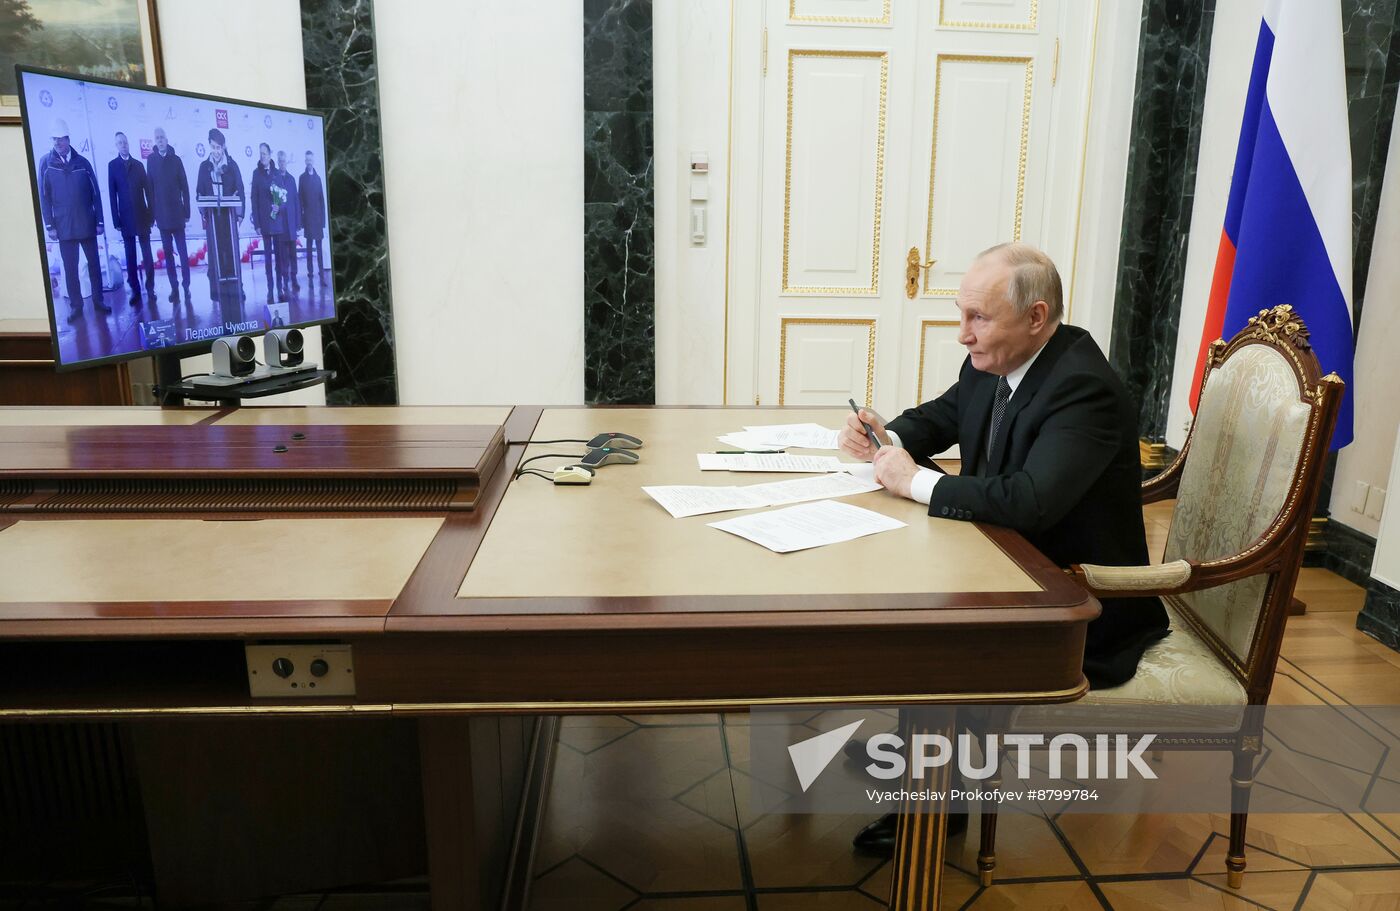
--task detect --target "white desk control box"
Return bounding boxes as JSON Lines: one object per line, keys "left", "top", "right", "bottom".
{"left": 246, "top": 643, "right": 356, "bottom": 698}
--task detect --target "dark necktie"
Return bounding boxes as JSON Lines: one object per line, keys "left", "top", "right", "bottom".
{"left": 987, "top": 376, "right": 1012, "bottom": 455}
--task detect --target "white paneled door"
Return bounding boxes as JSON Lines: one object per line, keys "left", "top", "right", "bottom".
{"left": 735, "top": 0, "right": 1095, "bottom": 419}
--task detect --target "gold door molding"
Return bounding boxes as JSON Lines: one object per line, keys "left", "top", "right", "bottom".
{"left": 782, "top": 49, "right": 890, "bottom": 295}
{"left": 939, "top": 0, "right": 1040, "bottom": 31}
{"left": 789, "top": 0, "right": 892, "bottom": 26}
{"left": 916, "top": 319, "right": 960, "bottom": 403}
{"left": 778, "top": 317, "right": 877, "bottom": 405}
{"left": 921, "top": 53, "right": 1035, "bottom": 298}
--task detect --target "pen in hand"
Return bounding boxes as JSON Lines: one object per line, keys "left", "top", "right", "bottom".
{"left": 849, "top": 398, "right": 882, "bottom": 450}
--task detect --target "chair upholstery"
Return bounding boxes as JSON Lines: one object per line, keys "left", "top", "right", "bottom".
{"left": 1013, "top": 602, "right": 1247, "bottom": 732}
{"left": 1163, "top": 344, "right": 1313, "bottom": 665}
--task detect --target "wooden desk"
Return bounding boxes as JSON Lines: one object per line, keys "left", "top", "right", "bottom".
{"left": 0, "top": 405, "right": 1097, "bottom": 909}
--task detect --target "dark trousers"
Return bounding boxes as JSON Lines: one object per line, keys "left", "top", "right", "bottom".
{"left": 159, "top": 227, "right": 190, "bottom": 290}
{"left": 305, "top": 235, "right": 323, "bottom": 275}
{"left": 58, "top": 236, "right": 103, "bottom": 312}
{"left": 262, "top": 233, "right": 292, "bottom": 297}
{"left": 121, "top": 232, "right": 155, "bottom": 297}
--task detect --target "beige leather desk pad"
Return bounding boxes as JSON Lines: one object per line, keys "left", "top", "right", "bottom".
{"left": 0, "top": 408, "right": 211, "bottom": 426}
{"left": 459, "top": 408, "right": 1039, "bottom": 599}
{"left": 0, "top": 517, "right": 442, "bottom": 603}
{"left": 216, "top": 406, "right": 513, "bottom": 426}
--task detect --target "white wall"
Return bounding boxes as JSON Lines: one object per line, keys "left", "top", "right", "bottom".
{"left": 1332, "top": 110, "right": 1400, "bottom": 538}
{"left": 1166, "top": 0, "right": 1267, "bottom": 450}
{"left": 375, "top": 0, "right": 584, "bottom": 406}
{"left": 0, "top": 0, "right": 323, "bottom": 404}
{"left": 1067, "top": 0, "right": 1143, "bottom": 351}
{"left": 1374, "top": 427, "right": 1400, "bottom": 588}
{"left": 654, "top": 0, "right": 730, "bottom": 406}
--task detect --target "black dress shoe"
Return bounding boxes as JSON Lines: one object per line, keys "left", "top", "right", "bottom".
{"left": 168, "top": 290, "right": 180, "bottom": 304}
{"left": 66, "top": 309, "right": 82, "bottom": 324}
{"left": 129, "top": 294, "right": 141, "bottom": 307}
{"left": 95, "top": 301, "right": 112, "bottom": 313}
{"left": 852, "top": 811, "right": 969, "bottom": 857}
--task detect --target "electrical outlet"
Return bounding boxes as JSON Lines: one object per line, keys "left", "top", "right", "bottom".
{"left": 1354, "top": 481, "right": 1371, "bottom": 514}
{"left": 1366, "top": 487, "right": 1386, "bottom": 522}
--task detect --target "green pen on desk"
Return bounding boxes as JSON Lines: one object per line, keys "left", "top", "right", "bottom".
{"left": 849, "top": 398, "right": 882, "bottom": 449}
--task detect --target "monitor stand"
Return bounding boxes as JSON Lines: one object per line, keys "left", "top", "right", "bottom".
{"left": 154, "top": 352, "right": 332, "bottom": 407}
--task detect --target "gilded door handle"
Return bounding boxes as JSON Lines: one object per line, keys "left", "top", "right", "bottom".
{"left": 906, "top": 246, "right": 936, "bottom": 299}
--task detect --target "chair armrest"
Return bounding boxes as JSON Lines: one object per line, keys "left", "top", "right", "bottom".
{"left": 1077, "top": 560, "right": 1192, "bottom": 593}
{"left": 1071, "top": 532, "right": 1291, "bottom": 598}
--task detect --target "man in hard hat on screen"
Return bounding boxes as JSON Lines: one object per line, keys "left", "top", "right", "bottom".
{"left": 37, "top": 119, "right": 109, "bottom": 323}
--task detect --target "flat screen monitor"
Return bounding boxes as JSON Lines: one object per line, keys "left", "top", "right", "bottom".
{"left": 15, "top": 66, "right": 336, "bottom": 370}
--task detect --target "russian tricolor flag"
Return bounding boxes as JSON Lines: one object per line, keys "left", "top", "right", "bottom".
{"left": 1189, "top": 0, "right": 1355, "bottom": 448}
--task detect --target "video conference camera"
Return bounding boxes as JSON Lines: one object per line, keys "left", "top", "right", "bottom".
{"left": 265, "top": 328, "right": 305, "bottom": 370}
{"left": 211, "top": 335, "right": 258, "bottom": 378}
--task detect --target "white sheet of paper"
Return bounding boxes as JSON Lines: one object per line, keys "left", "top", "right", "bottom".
{"left": 697, "top": 453, "right": 846, "bottom": 473}
{"left": 845, "top": 462, "right": 878, "bottom": 485}
{"left": 745, "top": 471, "right": 881, "bottom": 506}
{"left": 741, "top": 423, "right": 841, "bottom": 449}
{"left": 708, "top": 500, "right": 906, "bottom": 553}
{"left": 647, "top": 468, "right": 879, "bottom": 519}
{"left": 716, "top": 432, "right": 786, "bottom": 452}
{"left": 642, "top": 484, "right": 771, "bottom": 518}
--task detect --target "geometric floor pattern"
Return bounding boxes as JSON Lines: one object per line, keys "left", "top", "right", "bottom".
{"left": 528, "top": 503, "right": 1400, "bottom": 910}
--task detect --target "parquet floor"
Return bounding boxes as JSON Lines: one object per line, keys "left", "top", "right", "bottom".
{"left": 528, "top": 502, "right": 1400, "bottom": 910}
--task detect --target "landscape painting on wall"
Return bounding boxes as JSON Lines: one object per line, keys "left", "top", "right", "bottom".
{"left": 1, "top": 0, "right": 163, "bottom": 122}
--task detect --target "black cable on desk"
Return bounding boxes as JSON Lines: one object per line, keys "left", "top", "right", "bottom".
{"left": 513, "top": 452, "right": 588, "bottom": 479}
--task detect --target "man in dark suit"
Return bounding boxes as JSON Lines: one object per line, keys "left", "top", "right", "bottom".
{"left": 298, "top": 150, "right": 327, "bottom": 285}
{"left": 37, "top": 119, "right": 109, "bottom": 323}
{"left": 250, "top": 143, "right": 291, "bottom": 303}
{"left": 840, "top": 242, "right": 1168, "bottom": 854}
{"left": 108, "top": 132, "right": 156, "bottom": 309}
{"left": 147, "top": 126, "right": 191, "bottom": 305}
{"left": 275, "top": 150, "right": 301, "bottom": 292}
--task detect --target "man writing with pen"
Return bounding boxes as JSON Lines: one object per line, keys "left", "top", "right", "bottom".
{"left": 838, "top": 242, "right": 1167, "bottom": 854}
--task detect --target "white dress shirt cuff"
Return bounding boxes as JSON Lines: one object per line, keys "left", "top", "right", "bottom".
{"left": 909, "top": 468, "right": 940, "bottom": 506}
{"left": 887, "top": 429, "right": 904, "bottom": 450}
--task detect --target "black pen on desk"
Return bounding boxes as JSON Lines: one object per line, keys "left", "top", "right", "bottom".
{"left": 849, "top": 398, "right": 882, "bottom": 449}
{"left": 713, "top": 450, "right": 784, "bottom": 454}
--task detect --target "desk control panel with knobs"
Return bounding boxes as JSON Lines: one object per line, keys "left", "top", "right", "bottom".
{"left": 246, "top": 644, "right": 356, "bottom": 698}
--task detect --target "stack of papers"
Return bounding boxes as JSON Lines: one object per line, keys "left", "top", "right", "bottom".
{"left": 696, "top": 453, "right": 847, "bottom": 473}
{"left": 717, "top": 422, "right": 841, "bottom": 451}
{"left": 709, "top": 500, "right": 906, "bottom": 553}
{"left": 643, "top": 471, "right": 881, "bottom": 518}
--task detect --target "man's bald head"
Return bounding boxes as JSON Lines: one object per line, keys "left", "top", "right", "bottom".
{"left": 974, "top": 242, "right": 1064, "bottom": 324}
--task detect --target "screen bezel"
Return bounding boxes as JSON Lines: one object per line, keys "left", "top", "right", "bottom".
{"left": 16, "top": 64, "right": 338, "bottom": 372}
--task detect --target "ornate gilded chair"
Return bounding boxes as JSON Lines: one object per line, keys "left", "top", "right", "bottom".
{"left": 975, "top": 304, "right": 1344, "bottom": 889}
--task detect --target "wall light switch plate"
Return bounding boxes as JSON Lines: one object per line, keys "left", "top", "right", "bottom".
{"left": 1354, "top": 481, "right": 1371, "bottom": 514}
{"left": 246, "top": 643, "right": 356, "bottom": 698}
{"left": 1366, "top": 487, "right": 1386, "bottom": 522}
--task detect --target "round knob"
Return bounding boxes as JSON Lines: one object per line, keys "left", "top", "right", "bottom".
{"left": 272, "top": 657, "right": 294, "bottom": 678}
{"left": 310, "top": 659, "right": 329, "bottom": 678}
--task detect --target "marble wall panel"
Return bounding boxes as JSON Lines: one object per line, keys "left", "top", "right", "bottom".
{"left": 585, "top": 0, "right": 655, "bottom": 404}
{"left": 301, "top": 0, "right": 397, "bottom": 404}
{"left": 1109, "top": 1, "right": 1216, "bottom": 442}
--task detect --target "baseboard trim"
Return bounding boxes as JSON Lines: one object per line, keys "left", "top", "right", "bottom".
{"left": 1359, "top": 578, "right": 1400, "bottom": 653}
{"left": 500, "top": 715, "right": 561, "bottom": 911}
{"left": 1302, "top": 520, "right": 1376, "bottom": 587}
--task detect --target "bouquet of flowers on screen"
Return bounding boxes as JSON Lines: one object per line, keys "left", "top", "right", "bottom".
{"left": 269, "top": 183, "right": 288, "bottom": 219}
